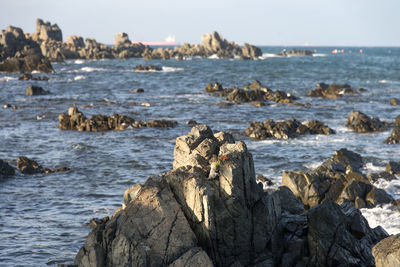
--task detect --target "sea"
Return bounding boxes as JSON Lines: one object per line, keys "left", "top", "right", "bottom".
{"left": 0, "top": 46, "right": 399, "bottom": 266}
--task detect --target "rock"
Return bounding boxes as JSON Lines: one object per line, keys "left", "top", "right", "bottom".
{"left": 34, "top": 18, "right": 63, "bottom": 42}
{"left": 205, "top": 82, "right": 223, "bottom": 92}
{"left": 279, "top": 49, "right": 314, "bottom": 57}
{"left": 114, "top": 32, "right": 131, "bottom": 46}
{"left": 241, "top": 43, "right": 262, "bottom": 58}
{"left": 390, "top": 98, "right": 399, "bottom": 105}
{"left": 25, "top": 85, "right": 49, "bottom": 96}
{"left": 366, "top": 171, "right": 397, "bottom": 183}
{"left": 65, "top": 35, "right": 85, "bottom": 49}
{"left": 186, "top": 120, "right": 197, "bottom": 125}
{"left": 0, "top": 159, "right": 15, "bottom": 178}
{"left": 130, "top": 88, "right": 144, "bottom": 93}
{"left": 373, "top": 233, "right": 400, "bottom": 267}
{"left": 17, "top": 156, "right": 43, "bottom": 174}
{"left": 386, "top": 161, "right": 400, "bottom": 175}
{"left": 71, "top": 125, "right": 388, "bottom": 267}
{"left": 58, "top": 105, "right": 177, "bottom": 132}
{"left": 308, "top": 201, "right": 388, "bottom": 266}
{"left": 385, "top": 127, "right": 400, "bottom": 144}
{"left": 18, "top": 73, "right": 49, "bottom": 81}
{"left": 256, "top": 174, "right": 273, "bottom": 186}
{"left": 282, "top": 148, "right": 393, "bottom": 208}
{"left": 307, "top": 83, "right": 357, "bottom": 98}
{"left": 245, "top": 118, "right": 334, "bottom": 140}
{"left": 347, "top": 110, "right": 387, "bottom": 133}
{"left": 133, "top": 64, "right": 162, "bottom": 71}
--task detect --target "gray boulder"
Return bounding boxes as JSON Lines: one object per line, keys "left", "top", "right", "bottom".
{"left": 372, "top": 233, "right": 400, "bottom": 267}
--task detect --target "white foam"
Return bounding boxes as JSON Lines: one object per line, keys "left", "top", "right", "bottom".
{"left": 361, "top": 205, "right": 400, "bottom": 235}
{"left": 80, "top": 67, "right": 107, "bottom": 72}
{"left": 74, "top": 59, "right": 85, "bottom": 64}
{"left": 363, "top": 162, "right": 385, "bottom": 173}
{"left": 74, "top": 75, "right": 86, "bottom": 81}
{"left": 313, "top": 53, "right": 328, "bottom": 57}
{"left": 208, "top": 54, "right": 219, "bottom": 59}
{"left": 304, "top": 161, "right": 324, "bottom": 170}
{"left": 379, "top": 79, "right": 400, "bottom": 84}
{"left": 31, "top": 70, "right": 40, "bottom": 74}
{"left": 260, "top": 53, "right": 282, "bottom": 59}
{"left": 161, "top": 66, "right": 184, "bottom": 72}
{"left": 0, "top": 76, "right": 18, "bottom": 82}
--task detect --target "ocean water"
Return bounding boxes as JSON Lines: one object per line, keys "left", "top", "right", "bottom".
{"left": 0, "top": 46, "right": 399, "bottom": 266}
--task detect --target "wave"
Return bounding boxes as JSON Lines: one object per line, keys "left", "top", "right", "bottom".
{"left": 259, "top": 53, "right": 282, "bottom": 59}
{"left": 74, "top": 60, "right": 85, "bottom": 64}
{"left": 379, "top": 79, "right": 400, "bottom": 84}
{"left": 361, "top": 204, "right": 400, "bottom": 235}
{"left": 363, "top": 162, "right": 385, "bottom": 173}
{"left": 161, "top": 66, "right": 184, "bottom": 72}
{"left": 313, "top": 53, "right": 328, "bottom": 57}
{"left": 74, "top": 75, "right": 86, "bottom": 81}
{"left": 0, "top": 76, "right": 18, "bottom": 82}
{"left": 208, "top": 54, "right": 219, "bottom": 59}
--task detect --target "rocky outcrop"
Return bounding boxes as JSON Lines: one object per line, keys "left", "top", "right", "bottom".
{"left": 385, "top": 115, "right": 400, "bottom": 144}
{"left": 347, "top": 110, "right": 387, "bottom": 133}
{"left": 0, "top": 159, "right": 15, "bottom": 179}
{"left": 307, "top": 83, "right": 358, "bottom": 98}
{"left": 205, "top": 80, "right": 296, "bottom": 104}
{"left": 32, "top": 18, "right": 63, "bottom": 42}
{"left": 245, "top": 118, "right": 335, "bottom": 139}
{"left": 25, "top": 85, "right": 49, "bottom": 96}
{"left": 114, "top": 32, "right": 131, "bottom": 46}
{"left": 279, "top": 49, "right": 314, "bottom": 57}
{"left": 72, "top": 125, "right": 388, "bottom": 267}
{"left": 282, "top": 148, "right": 394, "bottom": 209}
{"left": 17, "top": 156, "right": 69, "bottom": 174}
{"left": 0, "top": 25, "right": 54, "bottom": 73}
{"left": 58, "top": 105, "right": 177, "bottom": 132}
{"left": 133, "top": 64, "right": 162, "bottom": 71}
{"left": 372, "top": 233, "right": 400, "bottom": 267}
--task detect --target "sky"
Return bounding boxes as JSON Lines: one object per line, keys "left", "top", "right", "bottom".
{"left": 1, "top": 0, "right": 400, "bottom": 46}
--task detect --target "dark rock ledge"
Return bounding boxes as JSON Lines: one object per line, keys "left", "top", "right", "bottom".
{"left": 307, "top": 83, "right": 362, "bottom": 98}
{"left": 205, "top": 80, "right": 297, "bottom": 104}
{"left": 65, "top": 125, "right": 391, "bottom": 267}
{"left": 245, "top": 118, "right": 335, "bottom": 139}
{"left": 58, "top": 105, "right": 177, "bottom": 132}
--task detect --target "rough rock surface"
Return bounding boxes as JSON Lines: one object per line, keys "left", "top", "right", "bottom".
{"left": 385, "top": 115, "right": 400, "bottom": 144}
{"left": 245, "top": 118, "right": 335, "bottom": 139}
{"left": 25, "top": 85, "right": 49, "bottom": 96}
{"left": 17, "top": 156, "right": 69, "bottom": 174}
{"left": 307, "top": 83, "right": 358, "bottom": 98}
{"left": 58, "top": 105, "right": 177, "bottom": 132}
{"left": 0, "top": 25, "right": 54, "bottom": 72}
{"left": 347, "top": 110, "right": 387, "bottom": 133}
{"left": 205, "top": 80, "right": 296, "bottom": 104}
{"left": 282, "top": 148, "right": 394, "bottom": 209}
{"left": 0, "top": 159, "right": 15, "bottom": 178}
{"left": 372, "top": 233, "right": 400, "bottom": 267}
{"left": 72, "top": 125, "right": 388, "bottom": 267}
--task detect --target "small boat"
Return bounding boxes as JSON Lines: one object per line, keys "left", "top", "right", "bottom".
{"left": 132, "top": 34, "right": 179, "bottom": 46}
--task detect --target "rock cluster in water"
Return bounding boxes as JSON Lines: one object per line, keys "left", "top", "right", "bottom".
{"left": 0, "top": 157, "right": 69, "bottom": 179}
{"left": 133, "top": 64, "right": 162, "bottom": 71}
{"left": 346, "top": 110, "right": 387, "bottom": 133}
{"left": 58, "top": 105, "right": 177, "bottom": 132}
{"left": 205, "top": 80, "right": 296, "bottom": 104}
{"left": 71, "top": 125, "right": 389, "bottom": 267}
{"left": 385, "top": 115, "right": 400, "bottom": 144}
{"left": 278, "top": 49, "right": 314, "bottom": 57}
{"left": 245, "top": 118, "right": 335, "bottom": 139}
{"left": 307, "top": 83, "right": 360, "bottom": 98}
{"left": 282, "top": 148, "right": 394, "bottom": 209}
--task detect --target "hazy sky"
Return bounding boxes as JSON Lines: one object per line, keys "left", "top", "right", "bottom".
{"left": 1, "top": 0, "right": 399, "bottom": 46}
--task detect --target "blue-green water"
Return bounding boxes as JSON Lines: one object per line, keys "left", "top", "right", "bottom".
{"left": 0, "top": 46, "right": 400, "bottom": 266}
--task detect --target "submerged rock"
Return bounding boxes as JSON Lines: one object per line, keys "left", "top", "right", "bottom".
{"left": 72, "top": 125, "right": 387, "bottom": 267}
{"left": 133, "top": 64, "right": 162, "bottom": 71}
{"left": 58, "top": 105, "right": 177, "bottom": 132}
{"left": 347, "top": 110, "right": 387, "bottom": 133}
{"left": 245, "top": 118, "right": 335, "bottom": 140}
{"left": 307, "top": 83, "right": 358, "bottom": 98}
{"left": 16, "top": 156, "right": 69, "bottom": 174}
{"left": 282, "top": 148, "right": 394, "bottom": 209}
{"left": 25, "top": 85, "right": 49, "bottom": 96}
{"left": 0, "top": 159, "right": 15, "bottom": 179}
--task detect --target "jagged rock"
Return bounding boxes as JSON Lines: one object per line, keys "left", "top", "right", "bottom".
{"left": 386, "top": 161, "right": 400, "bottom": 175}
{"left": 372, "top": 233, "right": 400, "bottom": 267}
{"left": 347, "top": 110, "right": 387, "bottom": 133}
{"left": 385, "top": 116, "right": 400, "bottom": 144}
{"left": 0, "top": 159, "right": 15, "bottom": 178}
{"left": 0, "top": 54, "right": 54, "bottom": 73}
{"left": 71, "top": 125, "right": 388, "bottom": 267}
{"left": 34, "top": 18, "right": 63, "bottom": 42}
{"left": 205, "top": 82, "right": 223, "bottom": 92}
{"left": 66, "top": 35, "right": 85, "bottom": 49}
{"left": 307, "top": 83, "right": 357, "bottom": 98}
{"left": 366, "top": 171, "right": 397, "bottom": 183}
{"left": 58, "top": 105, "right": 177, "bottom": 132}
{"left": 279, "top": 49, "right": 314, "bottom": 57}
{"left": 282, "top": 148, "right": 393, "bottom": 209}
{"left": 245, "top": 118, "right": 335, "bottom": 140}
{"left": 256, "top": 174, "right": 273, "bottom": 186}
{"left": 241, "top": 43, "right": 262, "bottom": 59}
{"left": 115, "top": 32, "right": 131, "bottom": 46}
{"left": 16, "top": 156, "right": 69, "bottom": 174}
{"left": 25, "top": 85, "right": 49, "bottom": 96}
{"left": 308, "top": 201, "right": 388, "bottom": 266}
{"left": 133, "top": 64, "right": 162, "bottom": 71}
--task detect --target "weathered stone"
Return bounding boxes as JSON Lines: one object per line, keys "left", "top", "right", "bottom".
{"left": 385, "top": 127, "right": 400, "bottom": 144}
{"left": 307, "top": 83, "right": 357, "bottom": 98}
{"left": 373, "top": 233, "right": 400, "bottom": 267}
{"left": 25, "top": 85, "right": 49, "bottom": 96}
{"left": 390, "top": 98, "right": 399, "bottom": 106}
{"left": 0, "top": 159, "right": 15, "bottom": 178}
{"left": 35, "top": 18, "right": 63, "bottom": 42}
{"left": 347, "top": 110, "right": 387, "bottom": 133}
{"left": 17, "top": 156, "right": 43, "bottom": 174}
{"left": 115, "top": 32, "right": 131, "bottom": 46}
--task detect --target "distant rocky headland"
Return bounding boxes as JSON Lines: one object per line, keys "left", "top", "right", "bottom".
{"left": 0, "top": 18, "right": 262, "bottom": 73}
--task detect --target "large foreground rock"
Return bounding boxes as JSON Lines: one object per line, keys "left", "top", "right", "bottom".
{"left": 245, "top": 118, "right": 335, "bottom": 139}
{"left": 72, "top": 125, "right": 388, "bottom": 267}
{"left": 372, "top": 233, "right": 400, "bottom": 267}
{"left": 282, "top": 148, "right": 393, "bottom": 209}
